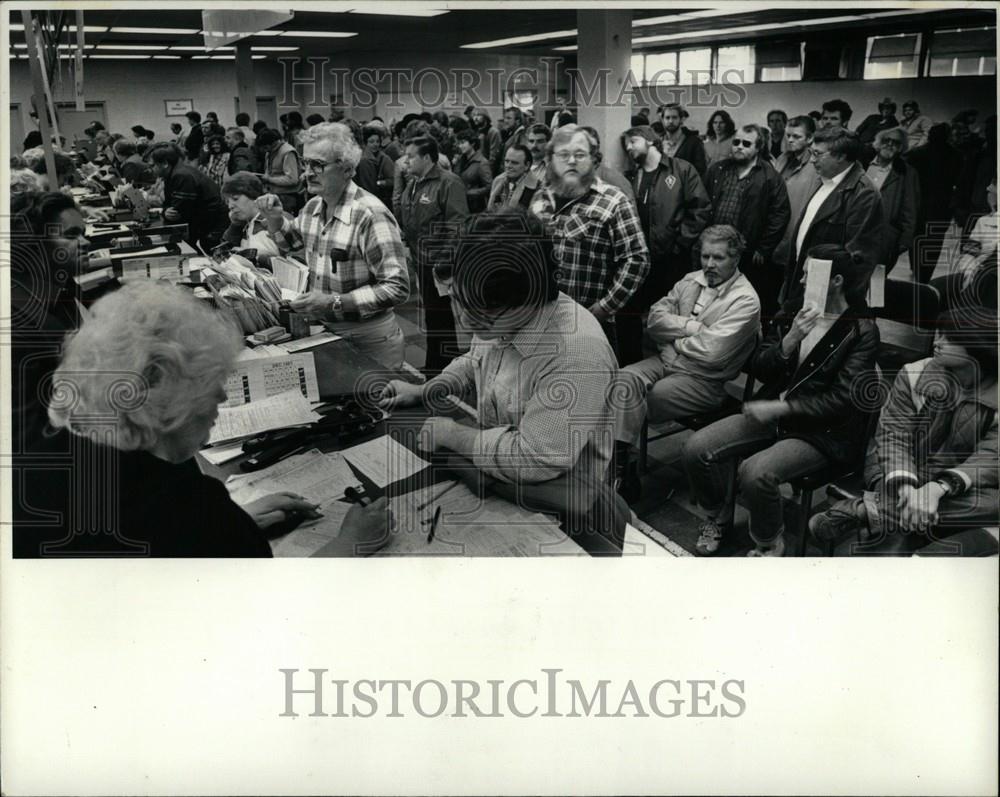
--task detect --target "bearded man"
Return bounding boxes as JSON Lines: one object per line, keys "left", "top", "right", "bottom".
{"left": 530, "top": 124, "right": 649, "bottom": 362}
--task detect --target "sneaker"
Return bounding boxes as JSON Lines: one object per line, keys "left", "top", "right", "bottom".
{"left": 695, "top": 519, "right": 727, "bottom": 556}
{"left": 809, "top": 498, "right": 865, "bottom": 544}
{"left": 747, "top": 534, "right": 786, "bottom": 557}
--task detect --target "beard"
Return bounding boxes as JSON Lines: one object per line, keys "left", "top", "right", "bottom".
{"left": 549, "top": 168, "right": 595, "bottom": 201}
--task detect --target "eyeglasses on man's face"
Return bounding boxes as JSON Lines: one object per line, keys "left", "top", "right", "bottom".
{"left": 553, "top": 149, "right": 591, "bottom": 163}
{"left": 731, "top": 138, "right": 757, "bottom": 149}
{"left": 302, "top": 157, "right": 343, "bottom": 174}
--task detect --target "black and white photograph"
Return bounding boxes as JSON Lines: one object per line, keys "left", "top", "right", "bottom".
{"left": 1, "top": 1, "right": 997, "bottom": 793}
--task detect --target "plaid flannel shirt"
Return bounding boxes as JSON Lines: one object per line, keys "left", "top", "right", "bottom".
{"left": 275, "top": 183, "right": 409, "bottom": 320}
{"left": 530, "top": 177, "right": 649, "bottom": 315}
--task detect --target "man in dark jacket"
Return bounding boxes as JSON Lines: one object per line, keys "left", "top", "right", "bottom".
{"left": 682, "top": 247, "right": 879, "bottom": 556}
{"left": 398, "top": 135, "right": 469, "bottom": 374}
{"left": 865, "top": 127, "right": 920, "bottom": 269}
{"left": 148, "top": 143, "right": 229, "bottom": 250}
{"left": 182, "top": 110, "right": 204, "bottom": 163}
{"left": 659, "top": 103, "right": 707, "bottom": 178}
{"left": 225, "top": 127, "right": 257, "bottom": 175}
{"left": 905, "top": 123, "right": 963, "bottom": 283}
{"left": 705, "top": 123, "right": 791, "bottom": 319}
{"left": 779, "top": 126, "right": 883, "bottom": 316}
{"left": 619, "top": 124, "right": 712, "bottom": 365}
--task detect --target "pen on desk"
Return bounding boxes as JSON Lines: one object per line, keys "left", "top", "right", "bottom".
{"left": 417, "top": 480, "right": 459, "bottom": 512}
{"left": 426, "top": 505, "right": 442, "bottom": 544}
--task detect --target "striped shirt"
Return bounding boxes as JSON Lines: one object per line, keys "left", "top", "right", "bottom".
{"left": 530, "top": 177, "right": 649, "bottom": 315}
{"left": 275, "top": 183, "right": 409, "bottom": 320}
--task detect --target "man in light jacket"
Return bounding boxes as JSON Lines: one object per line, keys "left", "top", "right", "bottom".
{"left": 616, "top": 224, "right": 760, "bottom": 447}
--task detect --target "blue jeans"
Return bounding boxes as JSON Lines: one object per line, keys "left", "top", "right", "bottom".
{"left": 682, "top": 413, "right": 829, "bottom": 545}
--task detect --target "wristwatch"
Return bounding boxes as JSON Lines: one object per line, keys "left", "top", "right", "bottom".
{"left": 933, "top": 479, "right": 952, "bottom": 496}
{"left": 330, "top": 294, "right": 343, "bottom": 316}
{"left": 933, "top": 472, "right": 964, "bottom": 496}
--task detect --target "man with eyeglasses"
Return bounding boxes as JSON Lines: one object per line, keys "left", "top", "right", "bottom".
{"left": 262, "top": 123, "right": 410, "bottom": 370}
{"left": 487, "top": 145, "right": 539, "bottom": 211}
{"left": 867, "top": 127, "right": 920, "bottom": 270}
{"left": 704, "top": 123, "right": 790, "bottom": 319}
{"left": 398, "top": 134, "right": 470, "bottom": 375}
{"left": 530, "top": 124, "right": 649, "bottom": 363}
{"left": 778, "top": 126, "right": 883, "bottom": 316}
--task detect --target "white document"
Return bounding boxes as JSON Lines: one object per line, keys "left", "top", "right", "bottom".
{"left": 226, "top": 449, "right": 359, "bottom": 558}
{"left": 802, "top": 257, "right": 832, "bottom": 313}
{"left": 208, "top": 390, "right": 319, "bottom": 445}
{"left": 85, "top": 223, "right": 131, "bottom": 237}
{"left": 111, "top": 246, "right": 171, "bottom": 261}
{"left": 119, "top": 256, "right": 188, "bottom": 283}
{"left": 222, "top": 352, "right": 319, "bottom": 406}
{"left": 200, "top": 441, "right": 246, "bottom": 465}
{"left": 341, "top": 434, "right": 430, "bottom": 488}
{"left": 278, "top": 332, "right": 343, "bottom": 353}
{"left": 270, "top": 256, "right": 310, "bottom": 293}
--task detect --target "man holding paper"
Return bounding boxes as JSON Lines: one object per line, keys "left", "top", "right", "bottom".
{"left": 378, "top": 211, "right": 618, "bottom": 524}
{"left": 682, "top": 246, "right": 879, "bottom": 557}
{"left": 263, "top": 123, "right": 410, "bottom": 370}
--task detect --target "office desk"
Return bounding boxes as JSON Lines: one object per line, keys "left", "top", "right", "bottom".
{"left": 198, "top": 337, "right": 604, "bottom": 557}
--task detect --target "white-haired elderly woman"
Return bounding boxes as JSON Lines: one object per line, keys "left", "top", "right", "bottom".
{"left": 261, "top": 122, "right": 410, "bottom": 370}
{"left": 33, "top": 281, "right": 390, "bottom": 558}
{"left": 866, "top": 126, "right": 920, "bottom": 269}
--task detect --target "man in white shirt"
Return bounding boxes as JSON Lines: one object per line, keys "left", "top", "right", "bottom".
{"left": 779, "top": 126, "right": 883, "bottom": 315}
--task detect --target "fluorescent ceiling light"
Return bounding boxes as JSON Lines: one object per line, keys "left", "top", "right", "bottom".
{"left": 249, "top": 30, "right": 284, "bottom": 36}
{"left": 552, "top": 45, "right": 576, "bottom": 52}
{"left": 211, "top": 55, "right": 236, "bottom": 60}
{"left": 152, "top": 55, "right": 182, "bottom": 59}
{"left": 96, "top": 44, "right": 169, "bottom": 51}
{"left": 633, "top": 9, "right": 751, "bottom": 28}
{"left": 278, "top": 30, "right": 358, "bottom": 38}
{"left": 633, "top": 9, "right": 943, "bottom": 45}
{"left": 12, "top": 43, "right": 28, "bottom": 48}
{"left": 10, "top": 24, "right": 24, "bottom": 30}
{"left": 252, "top": 55, "right": 267, "bottom": 60}
{"left": 110, "top": 27, "right": 201, "bottom": 34}
{"left": 58, "top": 44, "right": 95, "bottom": 49}
{"left": 250, "top": 46, "right": 299, "bottom": 51}
{"left": 91, "top": 55, "right": 151, "bottom": 59}
{"left": 463, "top": 29, "right": 576, "bottom": 49}
{"left": 348, "top": 8, "right": 449, "bottom": 16}
{"left": 8, "top": 23, "right": 104, "bottom": 32}
{"left": 170, "top": 45, "right": 235, "bottom": 51}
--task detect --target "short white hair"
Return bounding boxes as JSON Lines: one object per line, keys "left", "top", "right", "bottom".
{"left": 299, "top": 122, "right": 362, "bottom": 171}
{"left": 10, "top": 168, "right": 45, "bottom": 193}
{"left": 48, "top": 282, "right": 243, "bottom": 452}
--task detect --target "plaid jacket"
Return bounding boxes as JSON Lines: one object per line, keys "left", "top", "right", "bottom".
{"left": 275, "top": 183, "right": 409, "bottom": 320}
{"left": 530, "top": 177, "right": 649, "bottom": 315}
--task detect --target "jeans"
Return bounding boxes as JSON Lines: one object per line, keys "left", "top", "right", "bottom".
{"left": 682, "top": 413, "right": 829, "bottom": 545}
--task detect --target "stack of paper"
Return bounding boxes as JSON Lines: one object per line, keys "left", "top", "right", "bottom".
{"left": 207, "top": 390, "right": 320, "bottom": 446}
{"left": 270, "top": 256, "right": 310, "bottom": 296}
{"left": 222, "top": 352, "right": 319, "bottom": 406}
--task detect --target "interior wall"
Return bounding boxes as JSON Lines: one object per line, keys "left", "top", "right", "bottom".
{"left": 10, "top": 56, "right": 995, "bottom": 147}
{"left": 631, "top": 75, "right": 998, "bottom": 133}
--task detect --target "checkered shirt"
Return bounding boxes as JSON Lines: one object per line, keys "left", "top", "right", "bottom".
{"left": 530, "top": 177, "right": 649, "bottom": 315}
{"left": 277, "top": 182, "right": 409, "bottom": 320}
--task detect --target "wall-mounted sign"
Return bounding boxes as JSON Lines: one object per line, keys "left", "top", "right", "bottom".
{"left": 164, "top": 99, "right": 194, "bottom": 117}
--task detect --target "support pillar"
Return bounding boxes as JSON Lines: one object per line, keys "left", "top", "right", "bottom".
{"left": 575, "top": 9, "right": 632, "bottom": 173}
{"left": 235, "top": 41, "right": 256, "bottom": 119}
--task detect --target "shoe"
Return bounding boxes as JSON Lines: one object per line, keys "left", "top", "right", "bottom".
{"left": 695, "top": 519, "right": 727, "bottom": 556}
{"left": 809, "top": 498, "right": 865, "bottom": 544}
{"left": 747, "top": 534, "right": 786, "bottom": 557}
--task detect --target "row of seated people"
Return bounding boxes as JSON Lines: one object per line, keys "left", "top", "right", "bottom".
{"left": 10, "top": 189, "right": 997, "bottom": 558}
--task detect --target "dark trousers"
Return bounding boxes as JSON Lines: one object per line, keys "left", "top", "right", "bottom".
{"left": 909, "top": 217, "right": 952, "bottom": 284}
{"left": 741, "top": 254, "right": 780, "bottom": 324}
{"left": 418, "top": 264, "right": 459, "bottom": 373}
{"left": 616, "top": 311, "right": 644, "bottom": 367}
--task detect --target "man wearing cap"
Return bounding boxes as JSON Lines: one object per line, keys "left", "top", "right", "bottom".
{"left": 619, "top": 124, "right": 712, "bottom": 365}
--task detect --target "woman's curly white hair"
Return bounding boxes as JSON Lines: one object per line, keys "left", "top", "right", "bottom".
{"left": 48, "top": 282, "right": 243, "bottom": 451}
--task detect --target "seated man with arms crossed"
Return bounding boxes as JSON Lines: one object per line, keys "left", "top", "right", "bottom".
{"left": 378, "top": 210, "right": 623, "bottom": 550}
{"left": 810, "top": 307, "right": 998, "bottom": 556}
{"left": 616, "top": 225, "right": 761, "bottom": 463}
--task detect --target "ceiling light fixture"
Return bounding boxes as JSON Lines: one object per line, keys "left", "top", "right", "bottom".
{"left": 109, "top": 27, "right": 201, "bottom": 34}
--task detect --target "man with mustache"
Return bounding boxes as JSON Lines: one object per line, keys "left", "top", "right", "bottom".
{"left": 530, "top": 124, "right": 649, "bottom": 362}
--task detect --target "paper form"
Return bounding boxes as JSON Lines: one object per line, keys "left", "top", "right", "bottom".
{"left": 226, "top": 449, "right": 359, "bottom": 557}
{"left": 222, "top": 353, "right": 319, "bottom": 406}
{"left": 200, "top": 441, "right": 246, "bottom": 465}
{"left": 119, "top": 257, "right": 188, "bottom": 283}
{"left": 801, "top": 257, "right": 833, "bottom": 358}
{"left": 208, "top": 390, "right": 319, "bottom": 445}
{"left": 382, "top": 483, "right": 581, "bottom": 557}
{"left": 341, "top": 434, "right": 431, "bottom": 488}
{"left": 867, "top": 264, "right": 886, "bottom": 308}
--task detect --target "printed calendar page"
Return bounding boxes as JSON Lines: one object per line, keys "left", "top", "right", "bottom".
{"left": 222, "top": 353, "right": 320, "bottom": 407}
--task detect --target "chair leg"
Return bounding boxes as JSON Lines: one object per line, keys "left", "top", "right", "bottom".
{"left": 639, "top": 419, "right": 649, "bottom": 476}
{"left": 797, "top": 488, "right": 814, "bottom": 557}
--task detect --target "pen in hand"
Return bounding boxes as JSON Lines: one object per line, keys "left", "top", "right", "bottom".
{"left": 427, "top": 505, "right": 442, "bottom": 544}
{"left": 344, "top": 486, "right": 371, "bottom": 507}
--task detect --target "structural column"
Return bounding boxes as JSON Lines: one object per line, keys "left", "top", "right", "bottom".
{"left": 235, "top": 41, "right": 256, "bottom": 120}
{"left": 575, "top": 9, "right": 632, "bottom": 173}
